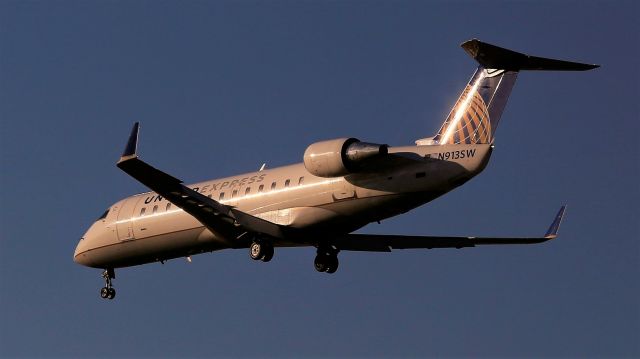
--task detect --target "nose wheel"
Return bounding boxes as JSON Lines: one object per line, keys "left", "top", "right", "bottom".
{"left": 100, "top": 268, "right": 116, "bottom": 300}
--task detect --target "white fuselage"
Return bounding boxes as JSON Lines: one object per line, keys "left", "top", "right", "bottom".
{"left": 74, "top": 144, "right": 491, "bottom": 268}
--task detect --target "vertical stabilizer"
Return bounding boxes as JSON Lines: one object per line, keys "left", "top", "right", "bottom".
{"left": 416, "top": 39, "right": 598, "bottom": 146}
{"left": 431, "top": 68, "right": 517, "bottom": 145}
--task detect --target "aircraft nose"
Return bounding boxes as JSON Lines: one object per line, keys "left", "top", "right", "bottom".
{"left": 74, "top": 220, "right": 119, "bottom": 268}
{"left": 73, "top": 236, "right": 91, "bottom": 266}
{"left": 73, "top": 237, "right": 86, "bottom": 265}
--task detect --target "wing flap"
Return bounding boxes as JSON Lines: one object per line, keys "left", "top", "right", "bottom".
{"left": 336, "top": 206, "right": 566, "bottom": 252}
{"left": 336, "top": 234, "right": 551, "bottom": 251}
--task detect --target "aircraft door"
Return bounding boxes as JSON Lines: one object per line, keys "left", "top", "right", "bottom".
{"left": 115, "top": 197, "right": 140, "bottom": 241}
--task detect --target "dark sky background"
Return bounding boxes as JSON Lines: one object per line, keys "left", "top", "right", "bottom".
{"left": 1, "top": 1, "right": 638, "bottom": 357}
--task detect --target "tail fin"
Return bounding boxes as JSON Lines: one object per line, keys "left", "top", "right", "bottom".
{"left": 417, "top": 39, "right": 598, "bottom": 146}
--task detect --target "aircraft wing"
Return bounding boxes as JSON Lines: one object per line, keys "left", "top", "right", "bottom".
{"left": 334, "top": 206, "right": 566, "bottom": 252}
{"left": 116, "top": 123, "right": 287, "bottom": 244}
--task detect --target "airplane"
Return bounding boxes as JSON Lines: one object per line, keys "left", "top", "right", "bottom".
{"left": 74, "top": 39, "right": 597, "bottom": 299}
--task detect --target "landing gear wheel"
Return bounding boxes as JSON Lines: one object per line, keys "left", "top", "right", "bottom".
{"left": 250, "top": 241, "right": 274, "bottom": 262}
{"left": 249, "top": 242, "right": 265, "bottom": 260}
{"left": 261, "top": 245, "right": 274, "bottom": 262}
{"left": 326, "top": 256, "right": 339, "bottom": 274}
{"left": 99, "top": 268, "right": 116, "bottom": 300}
{"left": 314, "top": 246, "right": 339, "bottom": 274}
{"left": 314, "top": 255, "right": 329, "bottom": 272}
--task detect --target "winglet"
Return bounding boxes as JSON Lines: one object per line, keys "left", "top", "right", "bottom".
{"left": 120, "top": 122, "right": 140, "bottom": 161}
{"left": 544, "top": 205, "right": 567, "bottom": 239}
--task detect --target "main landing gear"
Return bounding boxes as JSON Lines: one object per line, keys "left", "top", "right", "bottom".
{"left": 249, "top": 240, "right": 274, "bottom": 262}
{"left": 100, "top": 268, "right": 116, "bottom": 300}
{"left": 314, "top": 246, "right": 339, "bottom": 274}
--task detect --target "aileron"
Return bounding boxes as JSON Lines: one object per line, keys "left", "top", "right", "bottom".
{"left": 337, "top": 206, "right": 564, "bottom": 251}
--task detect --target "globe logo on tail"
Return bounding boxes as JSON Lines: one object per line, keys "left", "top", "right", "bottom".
{"left": 435, "top": 75, "right": 491, "bottom": 145}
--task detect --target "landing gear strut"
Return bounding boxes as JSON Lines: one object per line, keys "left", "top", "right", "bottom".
{"left": 314, "top": 246, "right": 339, "bottom": 274}
{"left": 249, "top": 240, "right": 274, "bottom": 262}
{"left": 100, "top": 268, "right": 116, "bottom": 300}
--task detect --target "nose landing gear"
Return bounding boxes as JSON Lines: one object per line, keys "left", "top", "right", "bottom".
{"left": 100, "top": 268, "right": 116, "bottom": 300}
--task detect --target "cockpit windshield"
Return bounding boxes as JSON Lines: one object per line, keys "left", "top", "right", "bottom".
{"left": 97, "top": 209, "right": 109, "bottom": 221}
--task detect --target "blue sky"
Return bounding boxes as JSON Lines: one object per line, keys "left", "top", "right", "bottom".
{"left": 1, "top": 1, "right": 638, "bottom": 357}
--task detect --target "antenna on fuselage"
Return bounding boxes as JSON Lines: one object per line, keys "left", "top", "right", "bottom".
{"left": 259, "top": 163, "right": 266, "bottom": 171}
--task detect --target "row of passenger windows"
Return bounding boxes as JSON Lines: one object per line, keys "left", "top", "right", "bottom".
{"left": 137, "top": 176, "right": 304, "bottom": 217}
{"left": 140, "top": 202, "right": 172, "bottom": 216}
{"left": 210, "top": 176, "right": 304, "bottom": 201}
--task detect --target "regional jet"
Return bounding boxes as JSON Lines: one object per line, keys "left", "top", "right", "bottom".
{"left": 74, "top": 39, "right": 597, "bottom": 299}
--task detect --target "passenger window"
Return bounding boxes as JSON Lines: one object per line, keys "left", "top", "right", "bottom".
{"left": 298, "top": 176, "right": 304, "bottom": 185}
{"left": 285, "top": 179, "right": 290, "bottom": 188}
{"left": 258, "top": 184, "right": 264, "bottom": 192}
{"left": 152, "top": 205, "right": 158, "bottom": 214}
{"left": 245, "top": 187, "right": 251, "bottom": 195}
{"left": 219, "top": 192, "right": 225, "bottom": 200}
{"left": 232, "top": 190, "right": 238, "bottom": 198}
{"left": 166, "top": 203, "right": 171, "bottom": 211}
{"left": 271, "top": 182, "right": 277, "bottom": 190}
{"left": 140, "top": 208, "right": 146, "bottom": 216}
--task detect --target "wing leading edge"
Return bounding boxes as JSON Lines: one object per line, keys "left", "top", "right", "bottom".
{"left": 116, "top": 123, "right": 288, "bottom": 246}
{"left": 334, "top": 206, "right": 566, "bottom": 252}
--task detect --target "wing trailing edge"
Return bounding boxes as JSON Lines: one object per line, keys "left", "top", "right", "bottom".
{"left": 116, "top": 123, "right": 289, "bottom": 244}
{"left": 335, "top": 206, "right": 567, "bottom": 252}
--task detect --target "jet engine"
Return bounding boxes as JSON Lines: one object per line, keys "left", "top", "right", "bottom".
{"left": 303, "top": 138, "right": 388, "bottom": 177}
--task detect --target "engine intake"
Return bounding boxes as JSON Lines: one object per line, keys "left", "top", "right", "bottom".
{"left": 303, "top": 138, "right": 388, "bottom": 177}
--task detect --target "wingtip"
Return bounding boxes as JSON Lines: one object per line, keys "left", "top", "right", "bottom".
{"left": 544, "top": 205, "right": 567, "bottom": 239}
{"left": 119, "top": 122, "right": 140, "bottom": 161}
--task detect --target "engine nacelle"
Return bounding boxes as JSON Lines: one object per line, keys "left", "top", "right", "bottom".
{"left": 303, "top": 138, "right": 388, "bottom": 177}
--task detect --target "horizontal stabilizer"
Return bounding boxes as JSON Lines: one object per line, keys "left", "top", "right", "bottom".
{"left": 462, "top": 39, "right": 599, "bottom": 71}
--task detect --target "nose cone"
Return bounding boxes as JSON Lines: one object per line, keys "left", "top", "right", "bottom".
{"left": 74, "top": 220, "right": 118, "bottom": 268}
{"left": 74, "top": 234, "right": 92, "bottom": 267}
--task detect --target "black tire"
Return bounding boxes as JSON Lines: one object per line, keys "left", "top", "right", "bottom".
{"left": 261, "top": 245, "right": 274, "bottom": 262}
{"left": 100, "top": 287, "right": 109, "bottom": 299}
{"left": 326, "top": 256, "right": 339, "bottom": 274}
{"left": 108, "top": 288, "right": 116, "bottom": 300}
{"left": 249, "top": 242, "right": 264, "bottom": 260}
{"left": 314, "top": 254, "right": 328, "bottom": 272}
